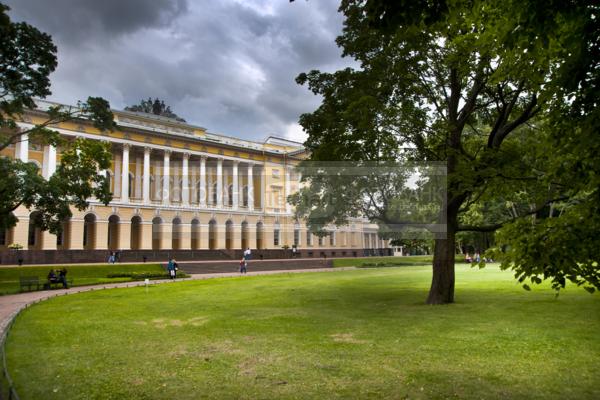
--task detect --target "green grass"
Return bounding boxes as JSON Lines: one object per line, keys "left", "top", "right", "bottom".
{"left": 0, "top": 263, "right": 173, "bottom": 295}
{"left": 332, "top": 255, "right": 436, "bottom": 267}
{"left": 5, "top": 265, "right": 600, "bottom": 399}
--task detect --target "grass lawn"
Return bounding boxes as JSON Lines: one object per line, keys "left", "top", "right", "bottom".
{"left": 5, "top": 264, "right": 600, "bottom": 399}
{"left": 332, "top": 255, "right": 435, "bottom": 267}
{"left": 0, "top": 263, "right": 174, "bottom": 295}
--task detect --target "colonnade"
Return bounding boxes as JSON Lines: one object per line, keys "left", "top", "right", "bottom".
{"left": 3, "top": 211, "right": 375, "bottom": 252}
{"left": 113, "top": 144, "right": 263, "bottom": 210}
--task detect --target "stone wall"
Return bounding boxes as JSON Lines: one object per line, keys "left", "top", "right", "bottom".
{"left": 0, "top": 248, "right": 392, "bottom": 265}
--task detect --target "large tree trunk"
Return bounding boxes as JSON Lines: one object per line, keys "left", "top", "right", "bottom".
{"left": 426, "top": 226, "right": 456, "bottom": 304}
{"left": 426, "top": 201, "right": 460, "bottom": 305}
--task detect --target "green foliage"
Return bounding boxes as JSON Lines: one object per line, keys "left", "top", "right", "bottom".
{"left": 294, "top": 0, "right": 599, "bottom": 298}
{"left": 125, "top": 97, "right": 186, "bottom": 122}
{"left": 0, "top": 3, "right": 115, "bottom": 234}
{"left": 0, "top": 3, "right": 56, "bottom": 130}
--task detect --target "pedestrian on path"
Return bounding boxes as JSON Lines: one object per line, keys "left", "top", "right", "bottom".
{"left": 167, "top": 258, "right": 178, "bottom": 279}
{"left": 239, "top": 258, "right": 247, "bottom": 274}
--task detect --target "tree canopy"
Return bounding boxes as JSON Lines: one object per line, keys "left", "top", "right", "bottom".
{"left": 0, "top": 2, "right": 114, "bottom": 236}
{"left": 292, "top": 0, "right": 599, "bottom": 303}
{"left": 125, "top": 98, "right": 186, "bottom": 122}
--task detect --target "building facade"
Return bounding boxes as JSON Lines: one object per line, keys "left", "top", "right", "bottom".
{"left": 1, "top": 100, "right": 388, "bottom": 256}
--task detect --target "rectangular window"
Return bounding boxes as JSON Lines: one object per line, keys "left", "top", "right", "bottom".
{"left": 306, "top": 231, "right": 312, "bottom": 246}
{"left": 294, "top": 229, "right": 300, "bottom": 246}
{"left": 329, "top": 232, "right": 335, "bottom": 246}
{"left": 318, "top": 236, "right": 323, "bottom": 246}
{"left": 274, "top": 229, "right": 280, "bottom": 246}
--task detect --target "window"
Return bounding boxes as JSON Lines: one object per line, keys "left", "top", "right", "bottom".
{"left": 318, "top": 236, "right": 323, "bottom": 246}
{"left": 330, "top": 232, "right": 335, "bottom": 246}
{"left": 28, "top": 222, "right": 36, "bottom": 246}
{"left": 129, "top": 173, "right": 134, "bottom": 198}
{"left": 294, "top": 229, "right": 300, "bottom": 247}
{"left": 106, "top": 173, "right": 112, "bottom": 193}
{"left": 306, "top": 232, "right": 313, "bottom": 246}
{"left": 243, "top": 186, "right": 249, "bottom": 207}
{"left": 274, "top": 229, "right": 280, "bottom": 246}
{"left": 0, "top": 230, "right": 5, "bottom": 246}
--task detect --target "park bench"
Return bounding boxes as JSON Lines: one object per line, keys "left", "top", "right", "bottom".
{"left": 19, "top": 276, "right": 41, "bottom": 292}
{"left": 43, "top": 277, "right": 74, "bottom": 290}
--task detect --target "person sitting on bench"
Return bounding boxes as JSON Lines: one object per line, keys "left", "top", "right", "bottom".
{"left": 47, "top": 269, "right": 59, "bottom": 284}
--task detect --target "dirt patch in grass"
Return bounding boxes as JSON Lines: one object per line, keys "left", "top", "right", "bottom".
{"left": 331, "top": 333, "right": 368, "bottom": 344}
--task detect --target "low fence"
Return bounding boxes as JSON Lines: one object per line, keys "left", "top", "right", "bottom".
{"left": 0, "top": 307, "right": 23, "bottom": 400}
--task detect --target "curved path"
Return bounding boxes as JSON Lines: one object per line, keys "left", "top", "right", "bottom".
{"left": 0, "top": 267, "right": 354, "bottom": 336}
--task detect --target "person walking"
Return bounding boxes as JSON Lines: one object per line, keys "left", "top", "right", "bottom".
{"left": 167, "top": 258, "right": 177, "bottom": 279}
{"left": 239, "top": 258, "right": 247, "bottom": 274}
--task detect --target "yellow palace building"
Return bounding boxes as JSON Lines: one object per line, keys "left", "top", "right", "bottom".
{"left": 1, "top": 100, "right": 389, "bottom": 263}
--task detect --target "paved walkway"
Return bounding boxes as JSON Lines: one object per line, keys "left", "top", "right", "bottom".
{"left": 0, "top": 267, "right": 355, "bottom": 337}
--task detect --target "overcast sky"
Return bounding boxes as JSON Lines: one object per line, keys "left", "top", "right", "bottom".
{"left": 5, "top": 0, "right": 356, "bottom": 143}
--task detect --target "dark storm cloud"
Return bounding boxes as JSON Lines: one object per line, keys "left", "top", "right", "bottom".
{"left": 4, "top": 0, "right": 188, "bottom": 44}
{"left": 4, "top": 0, "right": 356, "bottom": 142}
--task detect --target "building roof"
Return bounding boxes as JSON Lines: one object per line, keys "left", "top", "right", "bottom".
{"left": 31, "top": 99, "right": 306, "bottom": 157}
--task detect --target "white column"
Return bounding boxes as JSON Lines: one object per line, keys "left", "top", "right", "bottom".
{"left": 42, "top": 144, "right": 56, "bottom": 179}
{"left": 232, "top": 161, "right": 239, "bottom": 210}
{"left": 199, "top": 156, "right": 207, "bottom": 207}
{"left": 162, "top": 150, "right": 171, "bottom": 205}
{"left": 216, "top": 158, "right": 223, "bottom": 208}
{"left": 142, "top": 147, "right": 151, "bottom": 204}
{"left": 182, "top": 153, "right": 190, "bottom": 206}
{"left": 285, "top": 166, "right": 292, "bottom": 213}
{"left": 134, "top": 155, "right": 142, "bottom": 198}
{"left": 247, "top": 164, "right": 254, "bottom": 211}
{"left": 121, "top": 144, "right": 130, "bottom": 203}
{"left": 15, "top": 133, "right": 28, "bottom": 162}
{"left": 260, "top": 165, "right": 265, "bottom": 210}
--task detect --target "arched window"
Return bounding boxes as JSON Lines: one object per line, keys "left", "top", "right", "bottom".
{"left": 83, "top": 214, "right": 97, "bottom": 250}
